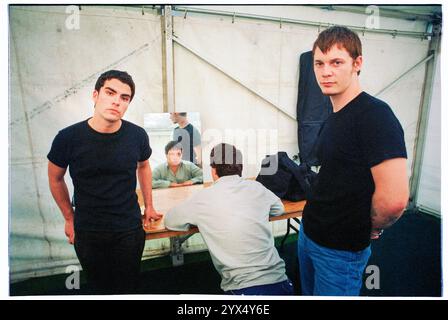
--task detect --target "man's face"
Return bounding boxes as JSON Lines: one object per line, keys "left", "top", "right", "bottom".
{"left": 92, "top": 78, "right": 132, "bottom": 123}
{"left": 170, "top": 113, "right": 179, "bottom": 124}
{"left": 313, "top": 45, "right": 362, "bottom": 97}
{"left": 167, "top": 148, "right": 183, "bottom": 166}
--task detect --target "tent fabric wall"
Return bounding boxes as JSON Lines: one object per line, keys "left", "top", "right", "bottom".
{"left": 9, "top": 5, "right": 439, "bottom": 281}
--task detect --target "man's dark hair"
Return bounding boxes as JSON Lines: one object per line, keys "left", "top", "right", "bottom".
{"left": 210, "top": 143, "right": 243, "bottom": 177}
{"left": 94, "top": 70, "right": 136, "bottom": 101}
{"left": 313, "top": 26, "right": 362, "bottom": 75}
{"left": 165, "top": 140, "right": 183, "bottom": 155}
{"left": 178, "top": 112, "right": 187, "bottom": 117}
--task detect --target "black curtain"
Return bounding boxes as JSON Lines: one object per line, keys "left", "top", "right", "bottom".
{"left": 296, "top": 51, "right": 332, "bottom": 166}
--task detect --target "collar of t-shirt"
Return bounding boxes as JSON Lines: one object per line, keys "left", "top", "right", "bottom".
{"left": 166, "top": 161, "right": 185, "bottom": 171}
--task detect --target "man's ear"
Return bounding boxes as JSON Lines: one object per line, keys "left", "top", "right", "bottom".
{"left": 353, "top": 55, "right": 363, "bottom": 74}
{"left": 92, "top": 90, "right": 99, "bottom": 106}
{"left": 211, "top": 167, "right": 219, "bottom": 181}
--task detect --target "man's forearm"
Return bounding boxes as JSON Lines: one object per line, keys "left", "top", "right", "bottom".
{"left": 194, "top": 146, "right": 202, "bottom": 164}
{"left": 369, "top": 158, "right": 409, "bottom": 231}
{"left": 49, "top": 180, "right": 74, "bottom": 221}
{"left": 138, "top": 163, "right": 155, "bottom": 209}
{"left": 371, "top": 208, "right": 401, "bottom": 230}
{"left": 152, "top": 179, "right": 172, "bottom": 189}
{"left": 190, "top": 171, "right": 203, "bottom": 184}
{"left": 370, "top": 193, "right": 405, "bottom": 230}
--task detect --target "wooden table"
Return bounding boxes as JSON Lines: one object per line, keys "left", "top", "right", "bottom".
{"left": 137, "top": 183, "right": 305, "bottom": 265}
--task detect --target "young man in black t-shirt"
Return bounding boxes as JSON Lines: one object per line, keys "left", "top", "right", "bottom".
{"left": 298, "top": 26, "right": 409, "bottom": 296}
{"left": 47, "top": 70, "right": 162, "bottom": 294}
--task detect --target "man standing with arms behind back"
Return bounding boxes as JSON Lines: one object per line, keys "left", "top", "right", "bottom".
{"left": 298, "top": 26, "right": 409, "bottom": 296}
{"left": 48, "top": 70, "right": 162, "bottom": 294}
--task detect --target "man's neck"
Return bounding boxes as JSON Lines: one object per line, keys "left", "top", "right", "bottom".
{"left": 88, "top": 116, "right": 122, "bottom": 133}
{"left": 330, "top": 81, "right": 362, "bottom": 113}
{"left": 169, "top": 163, "right": 180, "bottom": 174}
{"left": 177, "top": 119, "right": 189, "bottom": 129}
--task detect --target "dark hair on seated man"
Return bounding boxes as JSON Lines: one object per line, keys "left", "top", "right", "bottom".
{"left": 210, "top": 143, "right": 243, "bottom": 177}
{"left": 94, "top": 70, "right": 136, "bottom": 101}
{"left": 165, "top": 140, "right": 183, "bottom": 155}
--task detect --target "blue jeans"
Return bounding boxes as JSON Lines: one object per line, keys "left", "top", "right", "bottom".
{"left": 298, "top": 228, "right": 371, "bottom": 296}
{"left": 227, "top": 279, "right": 294, "bottom": 296}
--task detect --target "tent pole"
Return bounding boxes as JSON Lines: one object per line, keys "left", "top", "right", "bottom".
{"left": 171, "top": 5, "right": 435, "bottom": 39}
{"left": 408, "top": 23, "right": 441, "bottom": 211}
{"left": 161, "top": 5, "right": 175, "bottom": 113}
{"left": 374, "top": 53, "right": 434, "bottom": 97}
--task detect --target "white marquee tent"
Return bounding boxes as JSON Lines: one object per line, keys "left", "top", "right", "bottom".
{"left": 8, "top": 5, "right": 442, "bottom": 282}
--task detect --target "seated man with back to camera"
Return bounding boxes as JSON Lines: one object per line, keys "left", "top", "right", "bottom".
{"left": 164, "top": 143, "right": 294, "bottom": 295}
{"left": 152, "top": 140, "right": 203, "bottom": 189}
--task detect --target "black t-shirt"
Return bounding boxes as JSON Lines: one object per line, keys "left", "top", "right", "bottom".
{"left": 173, "top": 123, "right": 201, "bottom": 164}
{"left": 302, "top": 92, "right": 407, "bottom": 251}
{"left": 47, "top": 119, "right": 151, "bottom": 232}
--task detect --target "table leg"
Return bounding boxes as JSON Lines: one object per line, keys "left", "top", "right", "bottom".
{"left": 170, "top": 234, "right": 196, "bottom": 266}
{"left": 170, "top": 237, "right": 184, "bottom": 266}
{"left": 280, "top": 218, "right": 301, "bottom": 251}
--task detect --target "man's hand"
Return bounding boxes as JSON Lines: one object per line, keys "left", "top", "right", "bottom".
{"left": 65, "top": 219, "right": 75, "bottom": 245}
{"left": 170, "top": 182, "right": 182, "bottom": 188}
{"left": 48, "top": 161, "right": 76, "bottom": 245}
{"left": 143, "top": 207, "right": 163, "bottom": 228}
{"left": 170, "top": 181, "right": 194, "bottom": 188}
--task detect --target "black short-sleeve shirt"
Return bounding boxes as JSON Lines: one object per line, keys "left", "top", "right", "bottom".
{"left": 173, "top": 123, "right": 201, "bottom": 164}
{"left": 47, "top": 119, "right": 151, "bottom": 232}
{"left": 302, "top": 92, "right": 407, "bottom": 251}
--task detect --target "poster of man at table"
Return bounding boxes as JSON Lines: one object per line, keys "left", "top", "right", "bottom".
{"left": 144, "top": 112, "right": 203, "bottom": 189}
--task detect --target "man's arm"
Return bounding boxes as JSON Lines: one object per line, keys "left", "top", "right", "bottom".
{"left": 370, "top": 158, "right": 409, "bottom": 237}
{"left": 165, "top": 188, "right": 201, "bottom": 231}
{"left": 188, "top": 163, "right": 203, "bottom": 185}
{"left": 193, "top": 126, "right": 202, "bottom": 166}
{"left": 164, "top": 205, "right": 192, "bottom": 232}
{"left": 193, "top": 145, "right": 202, "bottom": 166}
{"left": 137, "top": 160, "right": 163, "bottom": 227}
{"left": 48, "top": 161, "right": 75, "bottom": 244}
{"left": 151, "top": 164, "right": 173, "bottom": 189}
{"left": 174, "top": 163, "right": 203, "bottom": 187}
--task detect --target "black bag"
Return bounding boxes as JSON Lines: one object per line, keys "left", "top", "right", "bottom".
{"left": 256, "top": 152, "right": 316, "bottom": 201}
